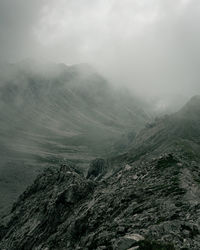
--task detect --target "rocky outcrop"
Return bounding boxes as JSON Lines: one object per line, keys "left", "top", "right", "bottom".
{"left": 1, "top": 96, "right": 200, "bottom": 249}
{"left": 1, "top": 151, "right": 200, "bottom": 249}
{"left": 87, "top": 158, "right": 108, "bottom": 180}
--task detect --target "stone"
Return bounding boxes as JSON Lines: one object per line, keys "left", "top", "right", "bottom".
{"left": 113, "top": 234, "right": 144, "bottom": 250}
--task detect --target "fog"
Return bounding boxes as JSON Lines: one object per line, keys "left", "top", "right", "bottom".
{"left": 0, "top": 0, "right": 200, "bottom": 105}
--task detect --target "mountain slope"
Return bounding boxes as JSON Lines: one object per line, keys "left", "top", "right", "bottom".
{"left": 1, "top": 96, "right": 200, "bottom": 249}
{"left": 121, "top": 95, "right": 200, "bottom": 164}
{"left": 0, "top": 61, "right": 149, "bottom": 215}
{"left": 1, "top": 154, "right": 199, "bottom": 249}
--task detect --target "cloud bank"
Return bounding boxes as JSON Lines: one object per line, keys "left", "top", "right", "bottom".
{"left": 0, "top": 0, "right": 200, "bottom": 99}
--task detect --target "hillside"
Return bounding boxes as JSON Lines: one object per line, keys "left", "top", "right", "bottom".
{"left": 0, "top": 61, "right": 149, "bottom": 215}
{"left": 1, "top": 96, "right": 200, "bottom": 249}
{"left": 120, "top": 95, "right": 200, "bottom": 164}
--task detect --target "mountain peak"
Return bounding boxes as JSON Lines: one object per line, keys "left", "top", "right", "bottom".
{"left": 187, "top": 95, "right": 200, "bottom": 105}
{"left": 69, "top": 63, "right": 97, "bottom": 76}
{"left": 178, "top": 95, "right": 200, "bottom": 117}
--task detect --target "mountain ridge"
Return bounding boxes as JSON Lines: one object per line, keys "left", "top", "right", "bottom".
{"left": 1, "top": 96, "right": 200, "bottom": 249}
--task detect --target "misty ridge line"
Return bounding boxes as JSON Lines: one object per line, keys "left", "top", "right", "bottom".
{"left": 1, "top": 1, "right": 200, "bottom": 248}
{"left": 0, "top": 80, "right": 200, "bottom": 249}
{"left": 0, "top": 0, "right": 200, "bottom": 103}
{"left": 0, "top": 58, "right": 193, "bottom": 114}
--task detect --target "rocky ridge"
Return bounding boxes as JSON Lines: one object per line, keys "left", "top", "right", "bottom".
{"left": 1, "top": 154, "right": 200, "bottom": 249}
{"left": 1, "top": 96, "right": 200, "bottom": 249}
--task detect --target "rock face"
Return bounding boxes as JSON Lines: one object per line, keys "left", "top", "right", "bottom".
{"left": 87, "top": 158, "right": 108, "bottom": 180}
{"left": 0, "top": 165, "right": 95, "bottom": 249}
{"left": 1, "top": 96, "right": 200, "bottom": 249}
{"left": 1, "top": 151, "right": 200, "bottom": 249}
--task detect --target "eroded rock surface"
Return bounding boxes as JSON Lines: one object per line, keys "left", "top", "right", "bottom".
{"left": 1, "top": 151, "right": 200, "bottom": 249}
{"left": 1, "top": 96, "right": 200, "bottom": 249}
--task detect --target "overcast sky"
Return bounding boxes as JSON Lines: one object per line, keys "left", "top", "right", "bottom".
{"left": 0, "top": 0, "right": 200, "bottom": 101}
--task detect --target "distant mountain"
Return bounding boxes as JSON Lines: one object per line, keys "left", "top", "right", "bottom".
{"left": 118, "top": 95, "right": 200, "bottom": 164}
{"left": 1, "top": 96, "right": 199, "bottom": 249}
{"left": 0, "top": 61, "right": 149, "bottom": 215}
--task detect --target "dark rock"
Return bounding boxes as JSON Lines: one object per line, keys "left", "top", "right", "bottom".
{"left": 138, "top": 239, "right": 175, "bottom": 250}
{"left": 113, "top": 234, "right": 144, "bottom": 250}
{"left": 1, "top": 96, "right": 200, "bottom": 249}
{"left": 87, "top": 158, "right": 108, "bottom": 180}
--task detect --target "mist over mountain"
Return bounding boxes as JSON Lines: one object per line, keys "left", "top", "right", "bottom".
{"left": 121, "top": 95, "right": 200, "bottom": 163}
{"left": 0, "top": 61, "right": 149, "bottom": 216}
{"left": 1, "top": 95, "right": 200, "bottom": 250}
{"left": 1, "top": 1, "right": 200, "bottom": 249}
{"left": 1, "top": 1, "right": 200, "bottom": 105}
{"left": 0, "top": 61, "right": 200, "bottom": 250}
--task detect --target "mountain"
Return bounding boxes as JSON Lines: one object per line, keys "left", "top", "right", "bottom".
{"left": 0, "top": 61, "right": 149, "bottom": 215}
{"left": 121, "top": 95, "right": 200, "bottom": 163}
{"left": 1, "top": 96, "right": 200, "bottom": 249}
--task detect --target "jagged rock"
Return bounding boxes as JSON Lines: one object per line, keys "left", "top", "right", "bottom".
{"left": 87, "top": 158, "right": 108, "bottom": 180}
{"left": 1, "top": 96, "right": 200, "bottom": 249}
{"left": 113, "top": 234, "right": 144, "bottom": 250}
{"left": 1, "top": 149, "right": 200, "bottom": 249}
{"left": 0, "top": 165, "right": 95, "bottom": 250}
{"left": 138, "top": 239, "right": 175, "bottom": 250}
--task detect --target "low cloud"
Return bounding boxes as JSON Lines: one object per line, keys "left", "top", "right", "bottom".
{"left": 0, "top": 0, "right": 200, "bottom": 101}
